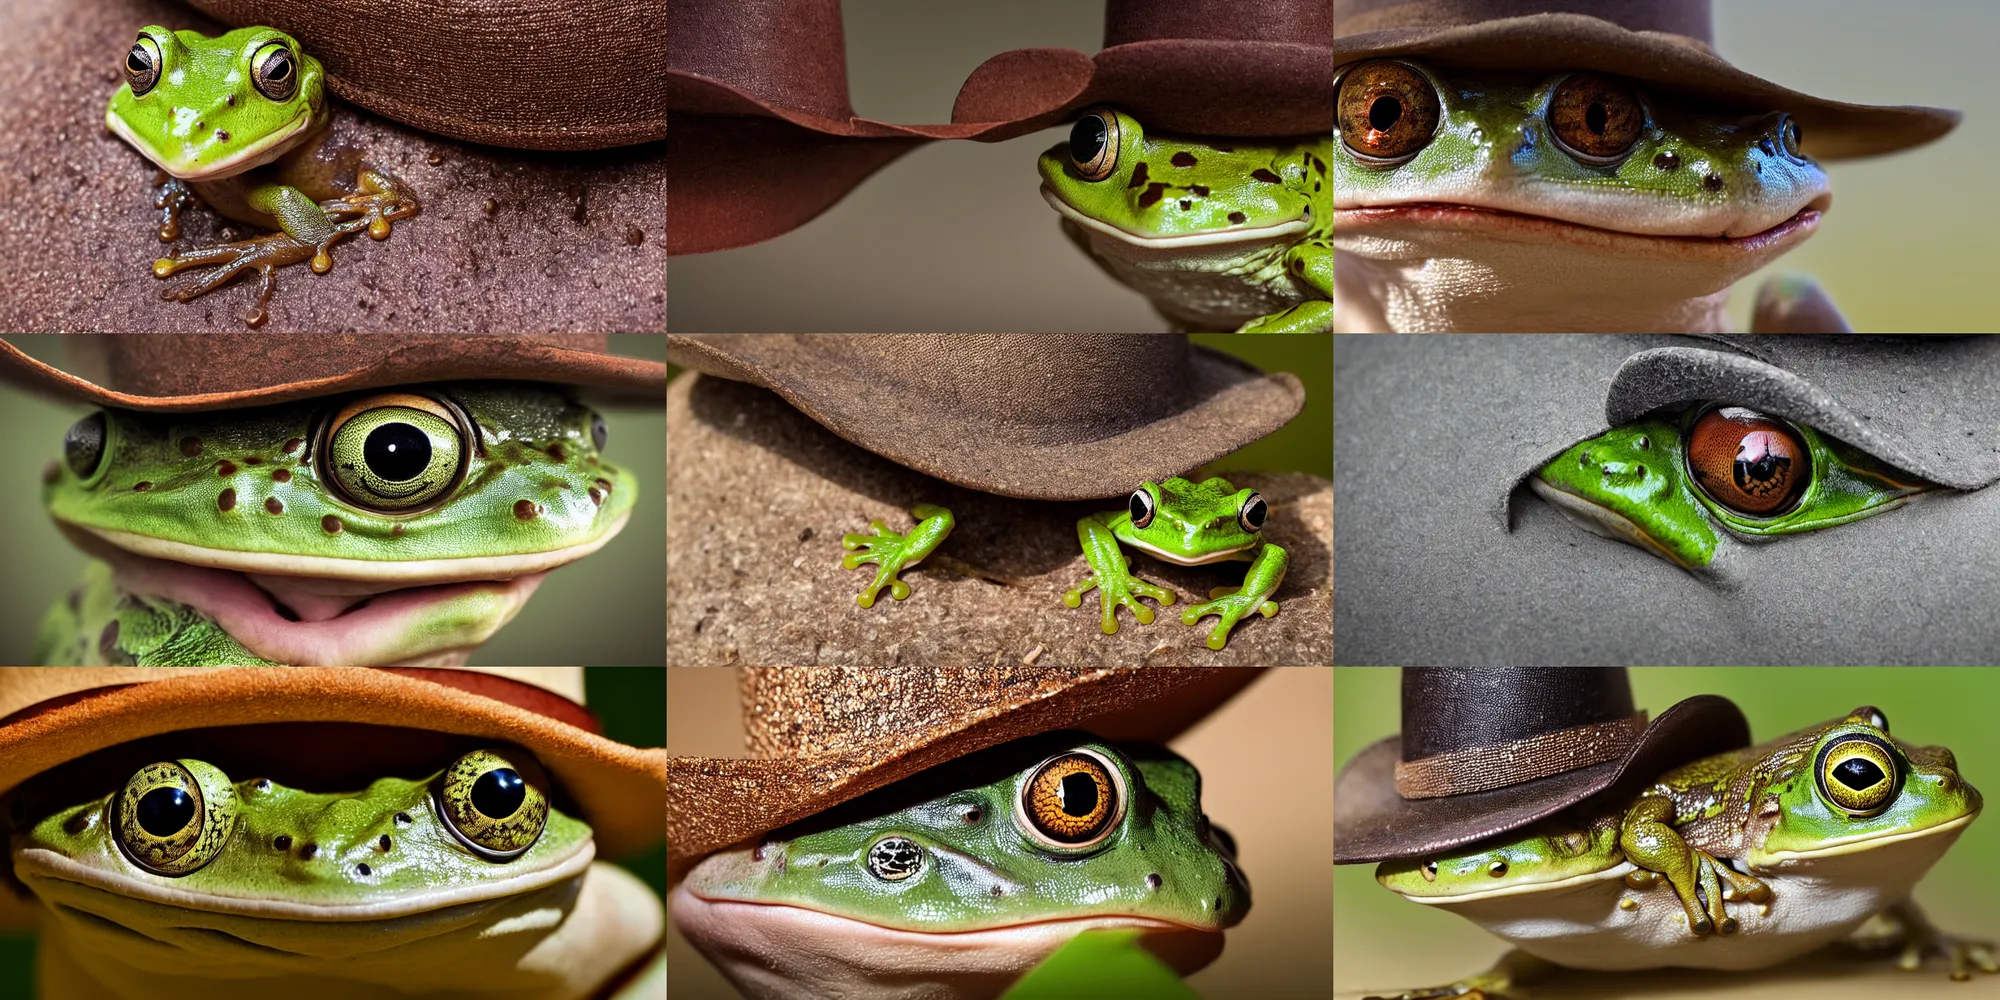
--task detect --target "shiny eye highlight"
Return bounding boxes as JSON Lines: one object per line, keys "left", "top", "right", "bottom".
{"left": 1239, "top": 493, "right": 1267, "bottom": 532}
{"left": 1017, "top": 748, "right": 1125, "bottom": 850}
{"left": 115, "top": 760, "right": 237, "bottom": 876}
{"left": 1129, "top": 487, "right": 1156, "bottom": 528}
{"left": 1686, "top": 407, "right": 1808, "bottom": 517}
{"left": 1816, "top": 734, "right": 1900, "bottom": 817}
{"left": 252, "top": 41, "right": 298, "bottom": 102}
{"left": 1068, "top": 109, "right": 1120, "bottom": 181}
{"left": 322, "top": 393, "right": 468, "bottom": 512}
{"left": 1778, "top": 116, "right": 1806, "bottom": 161}
{"left": 1548, "top": 73, "right": 1645, "bottom": 163}
{"left": 1337, "top": 61, "right": 1440, "bottom": 163}
{"left": 436, "top": 749, "right": 550, "bottom": 860}
{"left": 125, "top": 36, "right": 162, "bottom": 96}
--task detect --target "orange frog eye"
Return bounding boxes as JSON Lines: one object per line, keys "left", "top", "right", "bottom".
{"left": 1548, "top": 73, "right": 1645, "bottom": 162}
{"left": 1686, "top": 407, "right": 1809, "bottom": 517}
{"left": 1338, "top": 61, "right": 1441, "bottom": 162}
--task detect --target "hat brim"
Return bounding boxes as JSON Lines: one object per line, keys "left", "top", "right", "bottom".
{"left": 0, "top": 668, "right": 665, "bottom": 860}
{"left": 1332, "top": 694, "right": 1749, "bottom": 864}
{"left": 665, "top": 335, "right": 1304, "bottom": 500}
{"left": 949, "top": 40, "right": 1337, "bottom": 142}
{"left": 1335, "top": 14, "right": 1958, "bottom": 161}
{"left": 0, "top": 336, "right": 666, "bottom": 411}
{"left": 667, "top": 668, "right": 1262, "bottom": 873}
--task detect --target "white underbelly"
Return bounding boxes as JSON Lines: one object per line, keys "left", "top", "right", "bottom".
{"left": 1063, "top": 220, "right": 1303, "bottom": 331}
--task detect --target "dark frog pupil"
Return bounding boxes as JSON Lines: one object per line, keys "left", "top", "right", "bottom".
{"left": 127, "top": 46, "right": 150, "bottom": 73}
{"left": 64, "top": 412, "right": 106, "bottom": 477}
{"left": 364, "top": 422, "right": 431, "bottom": 482}
{"left": 136, "top": 786, "right": 195, "bottom": 837}
{"left": 1070, "top": 115, "right": 1107, "bottom": 164}
{"left": 1057, "top": 773, "right": 1098, "bottom": 817}
{"left": 1835, "top": 757, "right": 1886, "bottom": 791}
{"left": 470, "top": 768, "right": 526, "bottom": 820}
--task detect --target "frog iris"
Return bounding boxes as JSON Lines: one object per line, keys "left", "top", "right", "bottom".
{"left": 1336, "top": 61, "right": 1441, "bottom": 163}
{"left": 114, "top": 759, "right": 239, "bottom": 876}
{"left": 434, "top": 749, "right": 551, "bottom": 860}
{"left": 1068, "top": 109, "right": 1120, "bottom": 181}
{"left": 321, "top": 392, "right": 468, "bottom": 511}
{"left": 1816, "top": 730, "right": 1902, "bottom": 817}
{"left": 1017, "top": 748, "right": 1124, "bottom": 850}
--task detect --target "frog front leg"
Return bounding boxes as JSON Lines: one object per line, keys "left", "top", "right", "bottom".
{"left": 153, "top": 173, "right": 197, "bottom": 241}
{"left": 153, "top": 179, "right": 366, "bottom": 326}
{"left": 1179, "top": 542, "right": 1285, "bottom": 649}
{"left": 314, "top": 163, "right": 421, "bottom": 241}
{"left": 1237, "top": 241, "right": 1333, "bottom": 333}
{"left": 1617, "top": 795, "right": 1771, "bottom": 936}
{"left": 1063, "top": 512, "right": 1176, "bottom": 634}
{"left": 841, "top": 504, "right": 955, "bottom": 608}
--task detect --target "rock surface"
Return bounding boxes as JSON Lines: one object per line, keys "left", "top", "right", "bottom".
{"left": 668, "top": 372, "right": 1332, "bottom": 666}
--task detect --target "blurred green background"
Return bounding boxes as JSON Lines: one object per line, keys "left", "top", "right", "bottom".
{"left": 1333, "top": 668, "right": 2000, "bottom": 994}
{"left": 0, "top": 666, "right": 664, "bottom": 995}
{"left": 667, "top": 335, "right": 1330, "bottom": 480}
{"left": 0, "top": 335, "right": 665, "bottom": 665}
{"left": 1714, "top": 1, "right": 1994, "bottom": 332}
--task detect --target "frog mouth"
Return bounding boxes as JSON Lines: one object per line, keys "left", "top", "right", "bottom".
{"left": 104, "top": 109, "right": 317, "bottom": 182}
{"left": 1041, "top": 185, "right": 1313, "bottom": 248}
{"left": 1118, "top": 536, "right": 1259, "bottom": 566}
{"left": 1332, "top": 202, "right": 1824, "bottom": 260}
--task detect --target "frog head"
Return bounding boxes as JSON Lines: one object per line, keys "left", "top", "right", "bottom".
{"left": 105, "top": 25, "right": 326, "bottom": 181}
{"left": 1112, "top": 477, "right": 1267, "bottom": 566}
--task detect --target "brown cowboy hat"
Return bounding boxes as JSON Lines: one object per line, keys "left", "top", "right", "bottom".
{"left": 947, "top": 0, "right": 1334, "bottom": 142}
{"left": 1333, "top": 667, "right": 1749, "bottom": 865}
{"left": 1335, "top": 0, "right": 1959, "bottom": 161}
{"left": 0, "top": 334, "right": 665, "bottom": 410}
{"left": 665, "top": 333, "right": 1304, "bottom": 501}
{"left": 667, "top": 666, "right": 1261, "bottom": 873}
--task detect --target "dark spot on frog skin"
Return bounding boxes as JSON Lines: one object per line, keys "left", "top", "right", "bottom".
{"left": 1127, "top": 162, "right": 1149, "bottom": 189}
{"left": 133, "top": 482, "right": 152, "bottom": 492}
{"left": 225, "top": 94, "right": 235, "bottom": 106}
{"left": 1251, "top": 169, "right": 1283, "bottom": 184}
{"left": 1704, "top": 173, "right": 1725, "bottom": 193}
{"left": 1191, "top": 184, "right": 1210, "bottom": 196}
{"left": 394, "top": 812, "right": 412, "bottom": 826}
{"left": 1179, "top": 199, "right": 1191, "bottom": 210}
{"left": 282, "top": 438, "right": 303, "bottom": 454}
{"left": 379, "top": 835, "right": 392, "bottom": 852}
{"left": 272, "top": 468, "right": 291, "bottom": 483}
{"left": 547, "top": 443, "right": 566, "bottom": 463}
{"left": 42, "top": 460, "right": 59, "bottom": 484}
{"left": 321, "top": 515, "right": 343, "bottom": 534}
{"left": 1146, "top": 873, "right": 1163, "bottom": 889}
{"left": 357, "top": 863, "right": 371, "bottom": 876}
{"left": 66, "top": 812, "right": 91, "bottom": 835}
{"left": 1138, "top": 182, "right": 1170, "bottom": 208}
{"left": 217, "top": 460, "right": 237, "bottom": 477}
{"left": 594, "top": 478, "right": 613, "bottom": 494}
{"left": 98, "top": 621, "right": 119, "bottom": 659}
{"left": 244, "top": 457, "right": 262, "bottom": 466}
{"left": 1653, "top": 150, "right": 1681, "bottom": 171}
{"left": 218, "top": 488, "right": 236, "bottom": 511}
{"left": 392, "top": 524, "right": 407, "bottom": 537}
{"left": 541, "top": 478, "right": 569, "bottom": 491}
{"left": 1228, "top": 211, "right": 1247, "bottom": 224}
{"left": 1310, "top": 153, "right": 1326, "bottom": 174}
{"left": 179, "top": 436, "right": 204, "bottom": 457}
{"left": 215, "top": 130, "right": 230, "bottom": 142}
{"left": 588, "top": 487, "right": 605, "bottom": 505}
{"left": 990, "top": 886, "right": 1005, "bottom": 897}
{"left": 1171, "top": 151, "right": 1198, "bottom": 167}
{"left": 299, "top": 843, "right": 318, "bottom": 860}
{"left": 265, "top": 497, "right": 284, "bottom": 514}
{"left": 514, "top": 499, "right": 541, "bottom": 520}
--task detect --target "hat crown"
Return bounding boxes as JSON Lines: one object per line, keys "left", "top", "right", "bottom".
{"left": 1107, "top": 0, "right": 1332, "bottom": 48}
{"left": 669, "top": 0, "right": 857, "bottom": 121}
{"left": 1400, "top": 667, "right": 1636, "bottom": 762}
{"left": 1335, "top": 0, "right": 1713, "bottom": 43}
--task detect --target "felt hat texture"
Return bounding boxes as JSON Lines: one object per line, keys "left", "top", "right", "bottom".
{"left": 1334, "top": 334, "right": 2000, "bottom": 665}
{"left": 665, "top": 334, "right": 1303, "bottom": 500}
{"left": 666, "top": 666, "right": 1262, "bottom": 869}
{"left": 1333, "top": 668, "right": 1749, "bottom": 864}
{"left": 0, "top": 334, "right": 666, "bottom": 411}
{"left": 0, "top": 667, "right": 666, "bottom": 859}
{"left": 1335, "top": 0, "right": 1958, "bottom": 160}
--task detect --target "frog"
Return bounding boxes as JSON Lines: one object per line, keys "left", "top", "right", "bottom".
{"left": 1038, "top": 107, "right": 1332, "bottom": 333}
{"left": 672, "top": 734, "right": 1249, "bottom": 1000}
{"left": 32, "top": 382, "right": 633, "bottom": 666}
{"left": 6, "top": 746, "right": 663, "bottom": 999}
{"left": 1528, "top": 404, "right": 1934, "bottom": 574}
{"left": 105, "top": 25, "right": 421, "bottom": 327}
{"left": 1334, "top": 59, "right": 1845, "bottom": 333}
{"left": 1365, "top": 706, "right": 1992, "bottom": 998}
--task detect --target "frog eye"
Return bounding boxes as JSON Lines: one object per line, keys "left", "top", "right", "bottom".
{"left": 435, "top": 749, "right": 550, "bottom": 860}
{"left": 1686, "top": 407, "right": 1809, "bottom": 517}
{"left": 1337, "top": 60, "right": 1441, "bottom": 164}
{"left": 252, "top": 41, "right": 299, "bottom": 102}
{"left": 125, "top": 36, "right": 162, "bottom": 96}
{"left": 1068, "top": 109, "right": 1121, "bottom": 182}
{"left": 114, "top": 760, "right": 237, "bottom": 876}
{"left": 1777, "top": 116, "right": 1807, "bottom": 162}
{"left": 1128, "top": 487, "right": 1156, "bottom": 528}
{"left": 1815, "top": 734, "right": 1901, "bottom": 817}
{"left": 1016, "top": 748, "right": 1125, "bottom": 850}
{"left": 321, "top": 393, "right": 469, "bottom": 512}
{"left": 865, "top": 836, "right": 924, "bottom": 882}
{"left": 590, "top": 412, "right": 608, "bottom": 452}
{"left": 63, "top": 412, "right": 109, "bottom": 482}
{"left": 1548, "top": 73, "right": 1646, "bottom": 164}
{"left": 1238, "top": 493, "right": 1267, "bottom": 533}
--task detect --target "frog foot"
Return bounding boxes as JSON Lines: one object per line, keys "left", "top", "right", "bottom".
{"left": 840, "top": 504, "right": 954, "bottom": 608}
{"left": 153, "top": 174, "right": 198, "bottom": 242}
{"left": 1179, "top": 585, "right": 1278, "bottom": 650}
{"left": 153, "top": 230, "right": 341, "bottom": 328}
{"left": 1235, "top": 299, "right": 1333, "bottom": 334}
{"left": 316, "top": 166, "right": 421, "bottom": 241}
{"left": 1874, "top": 901, "right": 2000, "bottom": 981}
{"left": 1669, "top": 849, "right": 1770, "bottom": 937}
{"left": 1063, "top": 567, "right": 1175, "bottom": 635}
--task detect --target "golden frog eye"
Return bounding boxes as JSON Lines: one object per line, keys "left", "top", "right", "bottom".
{"left": 321, "top": 392, "right": 469, "bottom": 512}
{"left": 1686, "top": 407, "right": 1809, "bottom": 517}
{"left": 252, "top": 41, "right": 298, "bottom": 102}
{"left": 1816, "top": 734, "right": 1900, "bottom": 816}
{"left": 436, "top": 749, "right": 550, "bottom": 860}
{"left": 125, "top": 35, "right": 162, "bottom": 96}
{"left": 1337, "top": 61, "right": 1441, "bottom": 163}
{"left": 1016, "top": 748, "right": 1125, "bottom": 850}
{"left": 1548, "top": 73, "right": 1645, "bottom": 163}
{"left": 1068, "top": 108, "right": 1121, "bottom": 181}
{"left": 115, "top": 760, "right": 237, "bottom": 876}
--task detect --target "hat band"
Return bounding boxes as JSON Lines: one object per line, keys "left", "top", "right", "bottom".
{"left": 1394, "top": 711, "right": 1649, "bottom": 799}
{"left": 1339, "top": 0, "right": 1714, "bottom": 43}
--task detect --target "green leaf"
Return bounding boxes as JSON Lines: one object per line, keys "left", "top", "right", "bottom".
{"left": 1000, "top": 929, "right": 1204, "bottom": 1000}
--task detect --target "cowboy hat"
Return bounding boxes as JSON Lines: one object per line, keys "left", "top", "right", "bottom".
{"left": 664, "top": 333, "right": 1304, "bottom": 500}
{"left": 1334, "top": 0, "right": 1959, "bottom": 160}
{"left": 1334, "top": 667, "right": 1749, "bottom": 864}
{"left": 667, "top": 666, "right": 1261, "bottom": 872}
{"left": 0, "top": 334, "right": 665, "bottom": 410}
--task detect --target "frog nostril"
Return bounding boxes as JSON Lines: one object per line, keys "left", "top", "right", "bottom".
{"left": 356, "top": 863, "right": 371, "bottom": 876}
{"left": 272, "top": 834, "right": 291, "bottom": 851}
{"left": 1704, "top": 173, "right": 1725, "bottom": 193}
{"left": 299, "top": 843, "right": 318, "bottom": 861}
{"left": 378, "top": 834, "right": 392, "bottom": 852}
{"left": 1146, "top": 873, "right": 1163, "bottom": 889}
{"left": 1653, "top": 150, "right": 1681, "bottom": 171}
{"left": 393, "top": 812, "right": 412, "bottom": 827}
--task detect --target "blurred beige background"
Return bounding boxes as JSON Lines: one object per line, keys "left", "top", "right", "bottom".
{"left": 666, "top": 667, "right": 1332, "bottom": 998}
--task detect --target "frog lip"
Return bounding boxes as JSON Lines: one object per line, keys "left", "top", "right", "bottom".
{"left": 104, "top": 108, "right": 315, "bottom": 182}
{"left": 1332, "top": 202, "right": 1823, "bottom": 259}
{"left": 1119, "top": 535, "right": 1259, "bottom": 566}
{"left": 1526, "top": 478, "right": 1700, "bottom": 571}
{"left": 677, "top": 885, "right": 1228, "bottom": 936}
{"left": 1040, "top": 184, "right": 1313, "bottom": 248}
{"left": 1756, "top": 807, "right": 1980, "bottom": 862}
{"left": 14, "top": 835, "right": 592, "bottom": 921}
{"left": 1393, "top": 863, "right": 1628, "bottom": 905}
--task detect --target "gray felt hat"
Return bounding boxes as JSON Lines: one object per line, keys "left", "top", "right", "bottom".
{"left": 666, "top": 334, "right": 1304, "bottom": 500}
{"left": 1334, "top": 334, "right": 2000, "bottom": 665}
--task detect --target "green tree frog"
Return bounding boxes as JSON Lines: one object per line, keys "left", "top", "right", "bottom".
{"left": 1365, "top": 707, "right": 1991, "bottom": 997}
{"left": 673, "top": 735, "right": 1249, "bottom": 1000}
{"left": 1334, "top": 60, "right": 1838, "bottom": 333}
{"left": 1039, "top": 108, "right": 1332, "bottom": 333}
{"left": 105, "top": 25, "right": 421, "bottom": 327}
{"left": 1529, "top": 405, "right": 1933, "bottom": 573}
{"left": 34, "top": 383, "right": 633, "bottom": 666}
